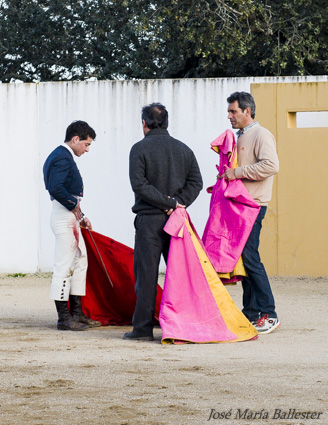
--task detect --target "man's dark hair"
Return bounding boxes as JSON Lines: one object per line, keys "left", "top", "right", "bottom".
{"left": 141, "top": 103, "right": 168, "bottom": 129}
{"left": 227, "top": 92, "right": 256, "bottom": 119}
{"left": 65, "top": 120, "right": 96, "bottom": 142}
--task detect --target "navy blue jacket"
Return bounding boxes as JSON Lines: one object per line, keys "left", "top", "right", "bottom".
{"left": 43, "top": 145, "right": 83, "bottom": 211}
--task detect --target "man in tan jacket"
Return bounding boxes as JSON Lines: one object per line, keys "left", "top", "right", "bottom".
{"left": 222, "top": 91, "right": 280, "bottom": 334}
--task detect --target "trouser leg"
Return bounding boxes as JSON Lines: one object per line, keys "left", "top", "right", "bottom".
{"left": 132, "top": 214, "right": 170, "bottom": 335}
{"left": 241, "top": 206, "right": 277, "bottom": 319}
{"left": 70, "top": 231, "right": 88, "bottom": 296}
{"left": 241, "top": 278, "right": 260, "bottom": 321}
{"left": 50, "top": 201, "right": 87, "bottom": 301}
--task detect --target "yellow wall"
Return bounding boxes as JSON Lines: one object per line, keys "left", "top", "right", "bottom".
{"left": 251, "top": 82, "right": 328, "bottom": 276}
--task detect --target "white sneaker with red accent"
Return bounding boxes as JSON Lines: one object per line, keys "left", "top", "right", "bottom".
{"left": 254, "top": 314, "right": 281, "bottom": 334}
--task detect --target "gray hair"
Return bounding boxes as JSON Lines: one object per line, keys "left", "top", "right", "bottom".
{"left": 227, "top": 92, "right": 256, "bottom": 119}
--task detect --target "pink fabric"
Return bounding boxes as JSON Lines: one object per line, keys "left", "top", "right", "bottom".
{"left": 159, "top": 208, "right": 238, "bottom": 343}
{"left": 211, "top": 129, "right": 236, "bottom": 165}
{"left": 202, "top": 130, "right": 261, "bottom": 273}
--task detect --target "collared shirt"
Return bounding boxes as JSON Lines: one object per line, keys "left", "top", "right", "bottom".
{"left": 237, "top": 121, "right": 259, "bottom": 139}
{"left": 62, "top": 142, "right": 75, "bottom": 157}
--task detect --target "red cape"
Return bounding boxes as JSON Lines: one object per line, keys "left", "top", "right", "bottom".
{"left": 80, "top": 228, "right": 162, "bottom": 325}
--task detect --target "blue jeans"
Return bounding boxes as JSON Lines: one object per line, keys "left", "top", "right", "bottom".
{"left": 241, "top": 206, "right": 277, "bottom": 321}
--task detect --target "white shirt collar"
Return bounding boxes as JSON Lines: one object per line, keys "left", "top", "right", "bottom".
{"left": 62, "top": 142, "right": 75, "bottom": 157}
{"left": 237, "top": 121, "right": 259, "bottom": 138}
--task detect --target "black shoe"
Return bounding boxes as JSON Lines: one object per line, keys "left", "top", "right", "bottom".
{"left": 123, "top": 331, "right": 154, "bottom": 341}
{"left": 69, "top": 295, "right": 101, "bottom": 327}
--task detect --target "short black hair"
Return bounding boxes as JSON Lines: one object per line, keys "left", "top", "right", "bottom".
{"left": 64, "top": 120, "right": 96, "bottom": 142}
{"left": 227, "top": 92, "right": 256, "bottom": 119}
{"left": 141, "top": 103, "right": 168, "bottom": 129}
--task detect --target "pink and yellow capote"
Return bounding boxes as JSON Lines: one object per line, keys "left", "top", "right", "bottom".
{"left": 159, "top": 208, "right": 258, "bottom": 344}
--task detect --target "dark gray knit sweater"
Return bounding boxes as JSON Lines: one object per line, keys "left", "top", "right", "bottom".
{"left": 129, "top": 128, "right": 203, "bottom": 215}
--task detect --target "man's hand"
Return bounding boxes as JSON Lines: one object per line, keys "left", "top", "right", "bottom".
{"left": 165, "top": 203, "right": 186, "bottom": 216}
{"left": 72, "top": 200, "right": 83, "bottom": 221}
{"left": 80, "top": 217, "right": 93, "bottom": 231}
{"left": 220, "top": 165, "right": 236, "bottom": 182}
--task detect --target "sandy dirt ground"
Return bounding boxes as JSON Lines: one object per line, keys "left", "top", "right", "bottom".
{"left": 0, "top": 273, "right": 327, "bottom": 425}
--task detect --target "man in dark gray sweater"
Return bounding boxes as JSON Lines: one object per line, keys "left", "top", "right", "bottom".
{"left": 124, "top": 103, "right": 203, "bottom": 341}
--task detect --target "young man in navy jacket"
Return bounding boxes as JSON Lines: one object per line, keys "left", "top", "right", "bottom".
{"left": 43, "top": 120, "right": 100, "bottom": 331}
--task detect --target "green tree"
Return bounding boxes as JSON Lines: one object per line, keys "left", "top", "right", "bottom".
{"left": 0, "top": 0, "right": 327, "bottom": 82}
{"left": 126, "top": 0, "right": 328, "bottom": 78}
{"left": 0, "top": 0, "right": 126, "bottom": 81}
{"left": 0, "top": 0, "right": 79, "bottom": 82}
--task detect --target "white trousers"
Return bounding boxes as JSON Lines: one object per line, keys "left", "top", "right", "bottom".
{"left": 50, "top": 200, "right": 88, "bottom": 301}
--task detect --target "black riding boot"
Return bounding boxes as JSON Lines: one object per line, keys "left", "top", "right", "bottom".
{"left": 69, "top": 295, "right": 101, "bottom": 327}
{"left": 55, "top": 300, "right": 88, "bottom": 331}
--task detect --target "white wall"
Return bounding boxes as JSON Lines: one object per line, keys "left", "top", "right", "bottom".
{"left": 1, "top": 76, "right": 327, "bottom": 272}
{"left": 0, "top": 83, "right": 40, "bottom": 272}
